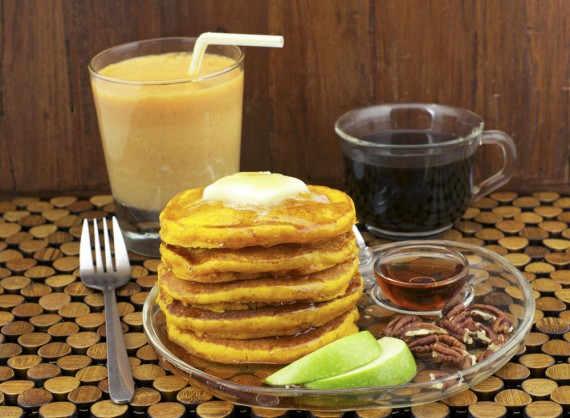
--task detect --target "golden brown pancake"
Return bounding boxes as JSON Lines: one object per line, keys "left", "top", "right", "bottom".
{"left": 158, "top": 274, "right": 363, "bottom": 339}
{"left": 160, "top": 232, "right": 358, "bottom": 282}
{"left": 159, "top": 185, "right": 356, "bottom": 249}
{"left": 165, "top": 308, "right": 360, "bottom": 364}
{"left": 158, "top": 175, "right": 361, "bottom": 365}
{"left": 158, "top": 257, "right": 358, "bottom": 308}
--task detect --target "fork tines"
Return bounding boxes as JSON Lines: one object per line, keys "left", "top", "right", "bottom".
{"left": 80, "top": 216, "right": 130, "bottom": 276}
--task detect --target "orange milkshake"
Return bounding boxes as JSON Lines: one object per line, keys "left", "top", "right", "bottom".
{"left": 89, "top": 38, "right": 244, "bottom": 256}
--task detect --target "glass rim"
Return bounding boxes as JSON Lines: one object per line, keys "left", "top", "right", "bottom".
{"left": 373, "top": 244, "right": 470, "bottom": 289}
{"left": 335, "top": 103, "right": 485, "bottom": 150}
{"left": 88, "top": 36, "right": 244, "bottom": 86}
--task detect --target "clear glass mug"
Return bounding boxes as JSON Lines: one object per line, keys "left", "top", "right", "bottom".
{"left": 89, "top": 37, "right": 244, "bottom": 257}
{"left": 336, "top": 103, "right": 517, "bottom": 238}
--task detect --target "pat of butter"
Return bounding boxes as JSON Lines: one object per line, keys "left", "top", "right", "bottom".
{"left": 203, "top": 172, "right": 309, "bottom": 205}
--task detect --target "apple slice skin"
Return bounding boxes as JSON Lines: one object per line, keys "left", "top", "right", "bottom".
{"left": 304, "top": 337, "right": 416, "bottom": 389}
{"left": 265, "top": 331, "right": 382, "bottom": 386}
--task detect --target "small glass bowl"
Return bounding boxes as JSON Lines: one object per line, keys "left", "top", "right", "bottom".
{"left": 374, "top": 244, "right": 469, "bottom": 312}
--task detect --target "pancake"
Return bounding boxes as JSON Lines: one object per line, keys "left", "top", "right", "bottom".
{"left": 159, "top": 185, "right": 356, "bottom": 249}
{"left": 165, "top": 308, "right": 360, "bottom": 364}
{"left": 158, "top": 257, "right": 358, "bottom": 308}
{"left": 158, "top": 273, "right": 363, "bottom": 339}
{"left": 160, "top": 232, "right": 358, "bottom": 282}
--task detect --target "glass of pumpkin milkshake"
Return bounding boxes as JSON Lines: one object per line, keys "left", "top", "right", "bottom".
{"left": 89, "top": 37, "right": 244, "bottom": 257}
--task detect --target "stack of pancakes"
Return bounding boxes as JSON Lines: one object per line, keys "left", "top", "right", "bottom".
{"left": 157, "top": 181, "right": 362, "bottom": 364}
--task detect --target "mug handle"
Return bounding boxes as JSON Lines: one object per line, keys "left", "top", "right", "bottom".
{"left": 472, "top": 130, "right": 517, "bottom": 200}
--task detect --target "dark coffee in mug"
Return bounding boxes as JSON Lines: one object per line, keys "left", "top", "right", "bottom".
{"left": 336, "top": 104, "right": 516, "bottom": 239}
{"left": 343, "top": 130, "right": 473, "bottom": 235}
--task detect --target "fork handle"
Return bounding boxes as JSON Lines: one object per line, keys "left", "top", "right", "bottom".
{"left": 103, "top": 288, "right": 135, "bottom": 403}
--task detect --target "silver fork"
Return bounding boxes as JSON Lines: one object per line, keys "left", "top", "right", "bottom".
{"left": 80, "top": 216, "right": 135, "bottom": 404}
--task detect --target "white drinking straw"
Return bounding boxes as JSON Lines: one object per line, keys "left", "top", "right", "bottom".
{"left": 188, "top": 32, "right": 284, "bottom": 76}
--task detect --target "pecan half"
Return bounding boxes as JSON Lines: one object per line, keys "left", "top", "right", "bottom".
{"left": 468, "top": 304, "right": 504, "bottom": 319}
{"left": 384, "top": 315, "right": 423, "bottom": 338}
{"left": 432, "top": 342, "right": 474, "bottom": 369}
{"left": 441, "top": 301, "right": 465, "bottom": 320}
{"left": 402, "top": 322, "right": 448, "bottom": 340}
{"left": 468, "top": 304, "right": 513, "bottom": 336}
{"left": 492, "top": 316, "right": 514, "bottom": 335}
{"left": 448, "top": 310, "right": 473, "bottom": 327}
{"left": 440, "top": 319, "right": 473, "bottom": 345}
{"left": 408, "top": 334, "right": 466, "bottom": 354}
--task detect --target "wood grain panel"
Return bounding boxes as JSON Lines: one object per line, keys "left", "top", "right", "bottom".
{"left": 1, "top": 0, "right": 73, "bottom": 192}
{"left": 374, "top": 0, "right": 477, "bottom": 106}
{"left": 0, "top": 0, "right": 570, "bottom": 195}
{"left": 269, "top": 0, "right": 373, "bottom": 187}
{"left": 474, "top": 1, "right": 570, "bottom": 188}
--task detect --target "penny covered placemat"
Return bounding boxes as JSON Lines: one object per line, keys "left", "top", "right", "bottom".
{"left": 0, "top": 192, "right": 568, "bottom": 418}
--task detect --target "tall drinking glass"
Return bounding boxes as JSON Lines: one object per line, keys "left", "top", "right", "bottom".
{"left": 89, "top": 37, "right": 244, "bottom": 257}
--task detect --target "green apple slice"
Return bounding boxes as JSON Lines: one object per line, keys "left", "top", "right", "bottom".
{"left": 304, "top": 337, "right": 416, "bottom": 389}
{"left": 265, "top": 331, "right": 382, "bottom": 386}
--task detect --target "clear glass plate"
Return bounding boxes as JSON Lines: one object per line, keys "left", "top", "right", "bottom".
{"left": 142, "top": 240, "right": 535, "bottom": 411}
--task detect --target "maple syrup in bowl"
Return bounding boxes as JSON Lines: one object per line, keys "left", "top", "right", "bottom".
{"left": 374, "top": 244, "right": 469, "bottom": 311}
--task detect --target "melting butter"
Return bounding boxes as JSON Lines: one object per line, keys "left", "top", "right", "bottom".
{"left": 203, "top": 172, "right": 309, "bottom": 205}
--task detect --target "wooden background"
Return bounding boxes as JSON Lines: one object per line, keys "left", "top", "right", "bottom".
{"left": 1, "top": 0, "right": 570, "bottom": 196}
